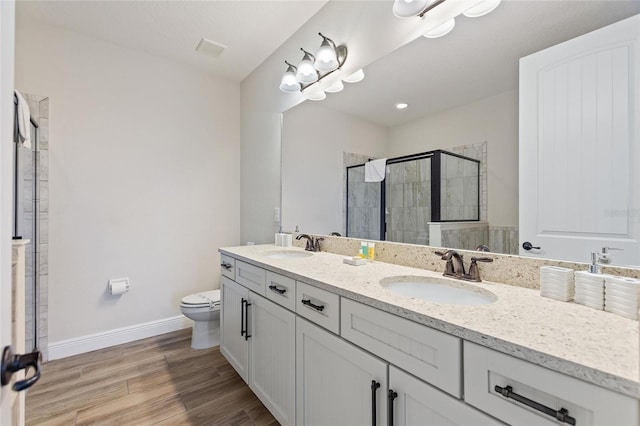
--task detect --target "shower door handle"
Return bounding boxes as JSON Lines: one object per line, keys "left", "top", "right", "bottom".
{"left": 1, "top": 346, "right": 42, "bottom": 392}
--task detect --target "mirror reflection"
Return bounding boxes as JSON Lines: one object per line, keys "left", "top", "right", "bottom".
{"left": 281, "top": 1, "right": 640, "bottom": 265}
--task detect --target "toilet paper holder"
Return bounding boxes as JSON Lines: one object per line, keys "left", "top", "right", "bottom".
{"left": 109, "top": 278, "right": 130, "bottom": 295}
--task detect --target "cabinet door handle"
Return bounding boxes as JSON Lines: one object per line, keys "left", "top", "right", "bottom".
{"left": 221, "top": 262, "right": 232, "bottom": 270}
{"left": 269, "top": 285, "right": 287, "bottom": 295}
{"left": 494, "top": 385, "right": 575, "bottom": 425}
{"left": 371, "top": 380, "right": 381, "bottom": 426}
{"left": 240, "top": 298, "right": 246, "bottom": 337}
{"left": 301, "top": 299, "right": 325, "bottom": 312}
{"left": 387, "top": 389, "right": 398, "bottom": 426}
{"left": 244, "top": 299, "right": 251, "bottom": 341}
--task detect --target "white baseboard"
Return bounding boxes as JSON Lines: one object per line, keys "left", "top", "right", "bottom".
{"left": 48, "top": 315, "right": 192, "bottom": 361}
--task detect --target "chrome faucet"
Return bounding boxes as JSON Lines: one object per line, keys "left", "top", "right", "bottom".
{"left": 435, "top": 250, "right": 493, "bottom": 282}
{"left": 296, "top": 234, "right": 324, "bottom": 252}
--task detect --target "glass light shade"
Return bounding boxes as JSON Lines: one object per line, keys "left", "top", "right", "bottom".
{"left": 325, "top": 80, "right": 344, "bottom": 93}
{"left": 296, "top": 54, "right": 318, "bottom": 84}
{"left": 423, "top": 18, "right": 455, "bottom": 38}
{"left": 314, "top": 40, "right": 339, "bottom": 72}
{"left": 392, "top": 0, "right": 433, "bottom": 18}
{"left": 463, "top": 0, "right": 502, "bottom": 17}
{"left": 309, "top": 91, "right": 326, "bottom": 101}
{"left": 279, "top": 68, "right": 301, "bottom": 93}
{"left": 343, "top": 69, "right": 365, "bottom": 83}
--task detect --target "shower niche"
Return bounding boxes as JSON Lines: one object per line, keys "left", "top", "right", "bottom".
{"left": 346, "top": 149, "right": 484, "bottom": 248}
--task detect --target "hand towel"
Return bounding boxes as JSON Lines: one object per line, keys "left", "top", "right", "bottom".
{"left": 365, "top": 158, "right": 387, "bottom": 182}
{"left": 14, "top": 90, "right": 31, "bottom": 149}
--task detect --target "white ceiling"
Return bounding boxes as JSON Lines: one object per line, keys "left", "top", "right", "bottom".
{"left": 317, "top": 0, "right": 640, "bottom": 127}
{"left": 16, "top": 0, "right": 329, "bottom": 82}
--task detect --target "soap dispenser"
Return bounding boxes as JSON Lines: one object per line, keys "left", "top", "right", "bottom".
{"left": 589, "top": 252, "right": 600, "bottom": 274}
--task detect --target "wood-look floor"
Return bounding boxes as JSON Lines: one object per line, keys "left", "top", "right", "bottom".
{"left": 25, "top": 329, "right": 278, "bottom": 426}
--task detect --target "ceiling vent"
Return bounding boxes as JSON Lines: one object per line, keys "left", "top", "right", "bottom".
{"left": 195, "top": 38, "right": 227, "bottom": 59}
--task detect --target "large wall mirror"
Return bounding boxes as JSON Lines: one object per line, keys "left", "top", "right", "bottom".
{"left": 281, "top": 1, "right": 640, "bottom": 266}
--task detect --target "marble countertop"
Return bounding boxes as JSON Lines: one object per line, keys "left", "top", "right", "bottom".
{"left": 220, "top": 244, "right": 640, "bottom": 399}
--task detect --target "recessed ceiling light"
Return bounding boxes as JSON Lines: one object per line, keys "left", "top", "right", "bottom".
{"left": 396, "top": 103, "right": 409, "bottom": 109}
{"left": 196, "top": 38, "right": 227, "bottom": 59}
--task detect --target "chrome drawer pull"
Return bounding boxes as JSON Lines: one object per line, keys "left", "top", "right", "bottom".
{"left": 221, "top": 262, "right": 232, "bottom": 270}
{"left": 494, "top": 385, "right": 576, "bottom": 425}
{"left": 301, "top": 299, "right": 325, "bottom": 312}
{"left": 269, "top": 285, "right": 287, "bottom": 295}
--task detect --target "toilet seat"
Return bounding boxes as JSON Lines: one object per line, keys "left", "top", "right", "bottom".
{"left": 181, "top": 290, "right": 221, "bottom": 310}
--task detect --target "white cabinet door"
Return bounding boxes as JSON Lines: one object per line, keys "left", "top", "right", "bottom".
{"left": 389, "top": 366, "right": 501, "bottom": 426}
{"left": 220, "top": 276, "right": 249, "bottom": 383}
{"left": 249, "top": 293, "right": 295, "bottom": 425}
{"left": 296, "top": 317, "right": 388, "bottom": 426}
{"left": 519, "top": 15, "right": 640, "bottom": 265}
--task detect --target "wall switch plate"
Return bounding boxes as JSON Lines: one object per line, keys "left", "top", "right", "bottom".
{"left": 274, "top": 207, "right": 281, "bottom": 223}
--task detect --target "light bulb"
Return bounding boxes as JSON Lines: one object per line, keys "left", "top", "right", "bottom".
{"left": 423, "top": 18, "right": 455, "bottom": 38}
{"left": 343, "top": 69, "right": 365, "bottom": 83}
{"left": 325, "top": 81, "right": 344, "bottom": 93}
{"left": 279, "top": 64, "right": 300, "bottom": 93}
{"left": 315, "top": 38, "right": 339, "bottom": 72}
{"left": 463, "top": 0, "right": 502, "bottom": 18}
{"left": 296, "top": 51, "right": 318, "bottom": 84}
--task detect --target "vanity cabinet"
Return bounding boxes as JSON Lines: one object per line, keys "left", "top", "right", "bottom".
{"left": 388, "top": 366, "right": 501, "bottom": 426}
{"left": 464, "top": 342, "right": 640, "bottom": 425}
{"left": 220, "top": 276, "right": 248, "bottom": 382}
{"left": 296, "top": 317, "right": 388, "bottom": 425}
{"left": 220, "top": 273, "right": 295, "bottom": 425}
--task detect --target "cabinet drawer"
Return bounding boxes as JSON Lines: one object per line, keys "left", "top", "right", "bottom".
{"left": 296, "top": 281, "right": 340, "bottom": 334}
{"left": 220, "top": 254, "right": 236, "bottom": 280}
{"left": 341, "top": 298, "right": 462, "bottom": 397}
{"left": 464, "top": 342, "right": 640, "bottom": 426}
{"left": 235, "top": 260, "right": 266, "bottom": 295}
{"left": 265, "top": 271, "right": 296, "bottom": 312}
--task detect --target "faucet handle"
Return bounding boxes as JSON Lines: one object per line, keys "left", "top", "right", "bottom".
{"left": 467, "top": 257, "right": 493, "bottom": 282}
{"left": 471, "top": 257, "right": 493, "bottom": 263}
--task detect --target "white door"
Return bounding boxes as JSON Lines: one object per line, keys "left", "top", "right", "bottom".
{"left": 249, "top": 294, "right": 295, "bottom": 425}
{"left": 220, "top": 276, "right": 249, "bottom": 383}
{"left": 388, "top": 366, "right": 499, "bottom": 426}
{"left": 519, "top": 15, "right": 640, "bottom": 266}
{"left": 296, "top": 317, "right": 388, "bottom": 426}
{"left": 1, "top": 2, "right": 17, "bottom": 424}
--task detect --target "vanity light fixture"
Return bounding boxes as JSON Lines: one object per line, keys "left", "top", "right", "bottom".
{"left": 463, "top": 0, "right": 502, "bottom": 17}
{"left": 325, "top": 80, "right": 344, "bottom": 93}
{"left": 279, "top": 33, "right": 348, "bottom": 93}
{"left": 295, "top": 49, "right": 319, "bottom": 84}
{"left": 309, "top": 91, "right": 327, "bottom": 101}
{"left": 279, "top": 61, "right": 301, "bottom": 93}
{"left": 393, "top": 0, "right": 441, "bottom": 18}
{"left": 423, "top": 18, "right": 456, "bottom": 38}
{"left": 392, "top": 0, "right": 502, "bottom": 39}
{"left": 343, "top": 69, "right": 365, "bottom": 83}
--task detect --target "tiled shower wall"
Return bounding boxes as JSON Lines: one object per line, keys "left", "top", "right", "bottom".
{"left": 385, "top": 158, "right": 431, "bottom": 245}
{"left": 22, "top": 93, "right": 49, "bottom": 360}
{"left": 344, "top": 152, "right": 381, "bottom": 240}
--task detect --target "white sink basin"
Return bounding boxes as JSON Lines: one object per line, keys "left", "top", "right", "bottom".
{"left": 380, "top": 276, "right": 497, "bottom": 305}
{"left": 264, "top": 250, "right": 313, "bottom": 259}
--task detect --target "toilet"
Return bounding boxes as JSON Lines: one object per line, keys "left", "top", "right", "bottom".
{"left": 180, "top": 290, "right": 221, "bottom": 349}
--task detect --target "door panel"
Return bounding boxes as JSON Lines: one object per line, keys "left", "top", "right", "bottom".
{"left": 519, "top": 15, "right": 640, "bottom": 265}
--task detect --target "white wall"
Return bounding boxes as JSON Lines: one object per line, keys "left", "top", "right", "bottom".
{"left": 15, "top": 20, "right": 241, "bottom": 342}
{"left": 388, "top": 90, "right": 519, "bottom": 227}
{"left": 241, "top": 0, "right": 482, "bottom": 245}
{"left": 281, "top": 102, "right": 388, "bottom": 235}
